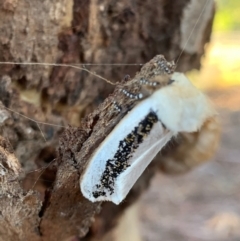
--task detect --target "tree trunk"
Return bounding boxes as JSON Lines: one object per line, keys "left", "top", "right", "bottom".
{"left": 0, "top": 0, "right": 215, "bottom": 240}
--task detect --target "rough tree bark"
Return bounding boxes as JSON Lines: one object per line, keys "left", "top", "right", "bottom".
{"left": 0, "top": 0, "right": 215, "bottom": 240}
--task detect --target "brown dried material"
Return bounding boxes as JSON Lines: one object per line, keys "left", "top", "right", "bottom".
{"left": 159, "top": 117, "right": 221, "bottom": 174}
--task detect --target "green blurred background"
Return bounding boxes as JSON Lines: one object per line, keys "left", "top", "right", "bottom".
{"left": 190, "top": 0, "right": 240, "bottom": 91}
{"left": 214, "top": 0, "right": 240, "bottom": 31}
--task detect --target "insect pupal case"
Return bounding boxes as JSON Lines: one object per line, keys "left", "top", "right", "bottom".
{"left": 80, "top": 72, "right": 216, "bottom": 204}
